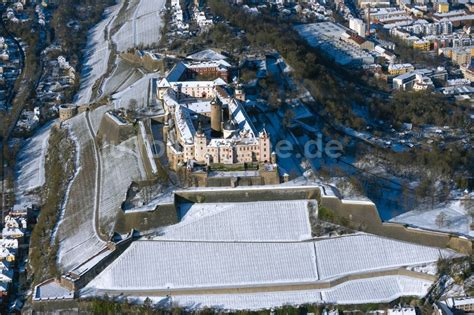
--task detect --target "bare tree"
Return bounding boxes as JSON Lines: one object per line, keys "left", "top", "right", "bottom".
{"left": 435, "top": 212, "right": 447, "bottom": 228}
{"left": 129, "top": 98, "right": 138, "bottom": 112}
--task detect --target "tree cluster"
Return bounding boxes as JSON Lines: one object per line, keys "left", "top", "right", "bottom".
{"left": 28, "top": 127, "right": 75, "bottom": 284}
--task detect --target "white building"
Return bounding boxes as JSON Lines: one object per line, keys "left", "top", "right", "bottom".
{"left": 392, "top": 68, "right": 447, "bottom": 90}
{"left": 349, "top": 18, "right": 367, "bottom": 37}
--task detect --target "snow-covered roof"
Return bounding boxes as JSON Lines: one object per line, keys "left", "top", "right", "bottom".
{"left": 175, "top": 105, "right": 196, "bottom": 144}
{"left": 166, "top": 62, "right": 188, "bottom": 82}
{"left": 187, "top": 49, "right": 228, "bottom": 61}
{"left": 226, "top": 98, "right": 257, "bottom": 137}
{"left": 188, "top": 60, "right": 231, "bottom": 69}
{"left": 180, "top": 100, "right": 211, "bottom": 114}
{"left": 158, "top": 78, "right": 171, "bottom": 88}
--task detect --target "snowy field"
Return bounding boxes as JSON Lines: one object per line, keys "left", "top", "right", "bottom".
{"left": 390, "top": 199, "right": 473, "bottom": 237}
{"left": 90, "top": 105, "right": 112, "bottom": 134}
{"left": 55, "top": 113, "right": 107, "bottom": 271}
{"left": 80, "top": 193, "right": 461, "bottom": 309}
{"left": 321, "top": 276, "right": 432, "bottom": 305}
{"left": 112, "top": 0, "right": 166, "bottom": 52}
{"left": 175, "top": 276, "right": 429, "bottom": 309}
{"left": 160, "top": 200, "right": 314, "bottom": 241}
{"left": 34, "top": 280, "right": 74, "bottom": 301}
{"left": 83, "top": 274, "right": 433, "bottom": 310}
{"left": 14, "top": 121, "right": 54, "bottom": 207}
{"left": 112, "top": 72, "right": 160, "bottom": 109}
{"left": 102, "top": 59, "right": 144, "bottom": 96}
{"left": 99, "top": 137, "right": 147, "bottom": 232}
{"left": 84, "top": 213, "right": 453, "bottom": 295}
{"left": 85, "top": 240, "right": 319, "bottom": 291}
{"left": 314, "top": 234, "right": 457, "bottom": 280}
{"left": 74, "top": 4, "right": 121, "bottom": 105}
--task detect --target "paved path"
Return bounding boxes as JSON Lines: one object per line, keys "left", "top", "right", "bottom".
{"left": 85, "top": 110, "right": 108, "bottom": 243}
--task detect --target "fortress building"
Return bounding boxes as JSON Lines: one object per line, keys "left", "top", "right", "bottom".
{"left": 158, "top": 61, "right": 272, "bottom": 171}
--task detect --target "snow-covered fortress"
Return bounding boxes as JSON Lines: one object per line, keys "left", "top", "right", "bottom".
{"left": 157, "top": 54, "right": 273, "bottom": 171}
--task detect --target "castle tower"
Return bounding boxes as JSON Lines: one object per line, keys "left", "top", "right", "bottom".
{"left": 194, "top": 121, "right": 207, "bottom": 163}
{"left": 223, "top": 119, "right": 239, "bottom": 139}
{"left": 271, "top": 151, "right": 277, "bottom": 164}
{"left": 210, "top": 98, "right": 222, "bottom": 136}
{"left": 258, "top": 129, "right": 271, "bottom": 163}
{"left": 234, "top": 84, "right": 245, "bottom": 102}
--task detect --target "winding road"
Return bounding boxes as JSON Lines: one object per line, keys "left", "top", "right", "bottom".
{"left": 85, "top": 110, "right": 109, "bottom": 243}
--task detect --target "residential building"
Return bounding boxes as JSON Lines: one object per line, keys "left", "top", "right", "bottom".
{"left": 437, "top": 1, "right": 449, "bottom": 13}
{"left": 461, "top": 65, "right": 474, "bottom": 81}
{"left": 452, "top": 48, "right": 471, "bottom": 65}
{"left": 388, "top": 63, "right": 415, "bottom": 75}
{"left": 446, "top": 297, "right": 474, "bottom": 312}
{"left": 413, "top": 39, "right": 430, "bottom": 50}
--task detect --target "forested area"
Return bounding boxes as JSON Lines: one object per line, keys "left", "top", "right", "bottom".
{"left": 28, "top": 127, "right": 75, "bottom": 285}
{"left": 207, "top": 0, "right": 366, "bottom": 129}
{"left": 206, "top": 0, "right": 471, "bottom": 130}
{"left": 369, "top": 90, "right": 471, "bottom": 128}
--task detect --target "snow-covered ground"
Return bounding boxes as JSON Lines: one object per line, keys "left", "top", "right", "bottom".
{"left": 55, "top": 113, "right": 107, "bottom": 271}
{"left": 14, "top": 121, "right": 55, "bottom": 207}
{"left": 74, "top": 3, "right": 121, "bottom": 105}
{"left": 139, "top": 121, "right": 158, "bottom": 174}
{"left": 160, "top": 200, "right": 314, "bottom": 241}
{"left": 112, "top": 0, "right": 166, "bottom": 52}
{"left": 123, "top": 187, "right": 174, "bottom": 213}
{"left": 82, "top": 197, "right": 458, "bottom": 309}
{"left": 102, "top": 59, "right": 144, "bottom": 96}
{"left": 390, "top": 198, "right": 473, "bottom": 237}
{"left": 99, "top": 137, "right": 147, "bottom": 232}
{"left": 112, "top": 72, "right": 160, "bottom": 109}
{"left": 85, "top": 240, "right": 319, "bottom": 291}
{"left": 89, "top": 105, "right": 112, "bottom": 134}
{"left": 33, "top": 280, "right": 74, "bottom": 301}
{"left": 314, "top": 234, "right": 457, "bottom": 280}
{"left": 85, "top": 275, "right": 430, "bottom": 310}
{"left": 321, "top": 276, "right": 432, "bottom": 305}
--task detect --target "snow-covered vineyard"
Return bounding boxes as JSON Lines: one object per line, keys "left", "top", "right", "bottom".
{"left": 111, "top": 276, "right": 432, "bottom": 310}
{"left": 55, "top": 112, "right": 108, "bottom": 271}
{"left": 14, "top": 121, "right": 54, "bottom": 208}
{"left": 111, "top": 72, "right": 160, "bottom": 109}
{"left": 112, "top": 0, "right": 166, "bottom": 52}
{"left": 99, "top": 137, "right": 147, "bottom": 231}
{"left": 161, "top": 200, "right": 314, "bottom": 241}
{"left": 79, "top": 199, "right": 461, "bottom": 310}
{"left": 74, "top": 4, "right": 121, "bottom": 105}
